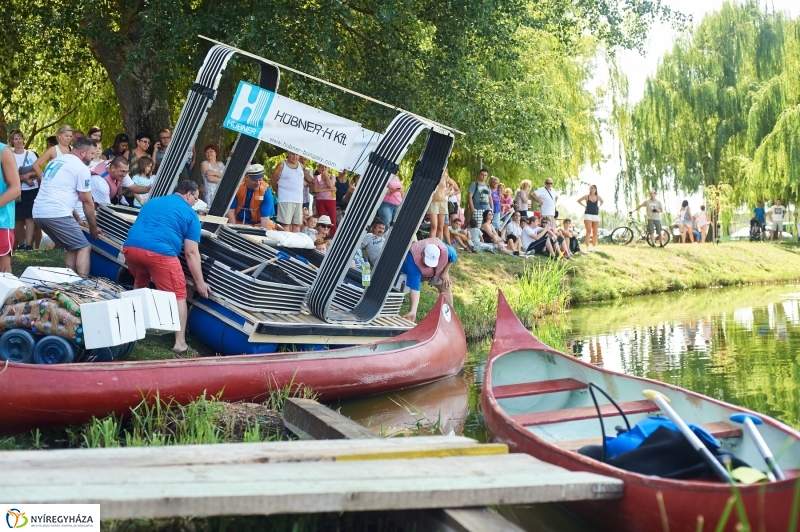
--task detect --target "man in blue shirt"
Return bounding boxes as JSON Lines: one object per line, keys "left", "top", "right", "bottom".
{"left": 754, "top": 201, "right": 766, "bottom": 241}
{"left": 123, "top": 180, "right": 210, "bottom": 356}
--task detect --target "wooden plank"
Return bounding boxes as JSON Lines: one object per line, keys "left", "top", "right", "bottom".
{"left": 284, "top": 398, "right": 527, "bottom": 532}
{"left": 512, "top": 400, "right": 660, "bottom": 426}
{"left": 284, "top": 397, "right": 379, "bottom": 440}
{"left": 0, "top": 436, "right": 502, "bottom": 470}
{"left": 2, "top": 454, "right": 623, "bottom": 519}
{"left": 493, "top": 378, "right": 587, "bottom": 399}
{"left": 426, "top": 508, "right": 527, "bottom": 532}
{"left": 551, "top": 421, "right": 744, "bottom": 451}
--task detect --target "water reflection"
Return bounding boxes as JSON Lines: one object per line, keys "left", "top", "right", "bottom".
{"left": 542, "top": 284, "right": 800, "bottom": 429}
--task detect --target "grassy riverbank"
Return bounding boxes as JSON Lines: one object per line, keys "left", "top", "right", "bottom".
{"left": 412, "top": 241, "right": 800, "bottom": 334}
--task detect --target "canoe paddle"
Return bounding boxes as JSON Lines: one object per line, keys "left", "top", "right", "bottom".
{"left": 730, "top": 413, "right": 786, "bottom": 481}
{"left": 642, "top": 389, "right": 734, "bottom": 483}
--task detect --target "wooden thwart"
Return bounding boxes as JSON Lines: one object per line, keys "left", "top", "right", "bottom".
{"left": 512, "top": 399, "right": 660, "bottom": 426}
{"left": 493, "top": 378, "right": 587, "bottom": 399}
{"left": 552, "top": 421, "right": 743, "bottom": 452}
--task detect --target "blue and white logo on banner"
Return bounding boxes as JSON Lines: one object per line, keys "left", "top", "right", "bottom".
{"left": 223, "top": 81, "right": 275, "bottom": 138}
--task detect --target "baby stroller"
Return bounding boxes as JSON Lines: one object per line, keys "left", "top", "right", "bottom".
{"left": 749, "top": 218, "right": 762, "bottom": 241}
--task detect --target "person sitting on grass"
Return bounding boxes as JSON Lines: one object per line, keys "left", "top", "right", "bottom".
{"left": 520, "top": 216, "right": 557, "bottom": 257}
{"left": 467, "top": 218, "right": 497, "bottom": 252}
{"left": 561, "top": 219, "right": 581, "bottom": 255}
{"left": 502, "top": 212, "right": 523, "bottom": 255}
{"left": 480, "top": 210, "right": 516, "bottom": 255}
{"left": 447, "top": 217, "right": 474, "bottom": 252}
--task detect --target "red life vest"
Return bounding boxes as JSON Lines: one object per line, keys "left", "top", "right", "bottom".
{"left": 233, "top": 180, "right": 268, "bottom": 225}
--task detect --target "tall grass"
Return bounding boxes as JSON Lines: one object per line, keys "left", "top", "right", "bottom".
{"left": 459, "top": 260, "right": 571, "bottom": 339}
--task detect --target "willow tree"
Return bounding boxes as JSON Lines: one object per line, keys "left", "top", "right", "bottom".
{"left": 621, "top": 1, "right": 800, "bottom": 207}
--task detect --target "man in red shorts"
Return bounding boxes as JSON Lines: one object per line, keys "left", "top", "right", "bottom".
{"left": 123, "top": 180, "right": 210, "bottom": 356}
{"left": 0, "top": 141, "right": 21, "bottom": 272}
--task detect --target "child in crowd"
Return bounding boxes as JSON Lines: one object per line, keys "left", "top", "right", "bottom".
{"left": 131, "top": 156, "right": 155, "bottom": 208}
{"left": 448, "top": 217, "right": 474, "bottom": 252}
{"left": 468, "top": 219, "right": 497, "bottom": 252}
{"left": 501, "top": 188, "right": 514, "bottom": 214}
{"left": 314, "top": 238, "right": 328, "bottom": 253}
{"left": 303, "top": 215, "right": 319, "bottom": 240}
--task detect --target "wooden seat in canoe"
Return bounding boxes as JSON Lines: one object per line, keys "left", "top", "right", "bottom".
{"left": 493, "top": 378, "right": 587, "bottom": 399}
{"left": 511, "top": 400, "right": 660, "bottom": 427}
{"left": 551, "top": 422, "right": 744, "bottom": 452}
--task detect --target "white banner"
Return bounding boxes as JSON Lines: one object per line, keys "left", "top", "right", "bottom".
{"left": 342, "top": 128, "right": 382, "bottom": 175}
{"left": 224, "top": 81, "right": 364, "bottom": 171}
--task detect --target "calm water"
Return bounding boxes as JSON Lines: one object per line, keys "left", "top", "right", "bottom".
{"left": 335, "top": 284, "right": 800, "bottom": 530}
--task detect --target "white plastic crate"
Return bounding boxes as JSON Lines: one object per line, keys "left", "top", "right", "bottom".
{"left": 120, "top": 288, "right": 180, "bottom": 335}
{"left": 80, "top": 298, "right": 147, "bottom": 349}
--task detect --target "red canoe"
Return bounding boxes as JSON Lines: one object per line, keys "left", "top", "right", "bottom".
{"left": 0, "top": 296, "right": 465, "bottom": 436}
{"left": 482, "top": 291, "right": 800, "bottom": 532}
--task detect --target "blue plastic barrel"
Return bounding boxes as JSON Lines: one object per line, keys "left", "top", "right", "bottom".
{"left": 33, "top": 335, "right": 76, "bottom": 364}
{"left": 0, "top": 329, "right": 36, "bottom": 364}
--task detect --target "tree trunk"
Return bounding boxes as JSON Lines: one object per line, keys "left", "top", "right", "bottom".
{"left": 0, "top": 107, "right": 6, "bottom": 144}
{"left": 87, "top": 40, "right": 173, "bottom": 139}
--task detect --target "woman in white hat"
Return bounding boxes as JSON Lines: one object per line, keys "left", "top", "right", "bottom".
{"left": 398, "top": 237, "right": 456, "bottom": 322}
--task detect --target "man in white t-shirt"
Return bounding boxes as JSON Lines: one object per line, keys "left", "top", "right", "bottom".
{"left": 361, "top": 219, "right": 387, "bottom": 265}
{"left": 769, "top": 199, "right": 786, "bottom": 242}
{"left": 33, "top": 137, "right": 101, "bottom": 276}
{"left": 534, "top": 178, "right": 558, "bottom": 225}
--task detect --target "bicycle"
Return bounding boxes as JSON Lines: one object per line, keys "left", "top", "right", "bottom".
{"left": 610, "top": 212, "right": 671, "bottom": 247}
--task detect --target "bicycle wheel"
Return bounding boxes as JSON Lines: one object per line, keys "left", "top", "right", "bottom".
{"left": 610, "top": 227, "right": 634, "bottom": 245}
{"left": 646, "top": 229, "right": 671, "bottom": 248}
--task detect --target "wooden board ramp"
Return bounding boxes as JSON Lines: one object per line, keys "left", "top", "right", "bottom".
{"left": 1, "top": 398, "right": 623, "bottom": 527}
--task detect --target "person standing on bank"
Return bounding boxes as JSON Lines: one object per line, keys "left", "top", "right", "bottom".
{"left": 9, "top": 129, "right": 39, "bottom": 250}
{"left": 769, "top": 199, "right": 786, "bottom": 242}
{"left": 535, "top": 178, "right": 558, "bottom": 226}
{"left": 123, "top": 181, "right": 211, "bottom": 356}
{"left": 271, "top": 152, "right": 305, "bottom": 232}
{"left": 399, "top": 238, "right": 457, "bottom": 323}
{"left": 635, "top": 189, "right": 664, "bottom": 246}
{"left": 0, "top": 141, "right": 21, "bottom": 272}
{"left": 33, "top": 137, "right": 101, "bottom": 276}
{"left": 467, "top": 169, "right": 492, "bottom": 226}
{"left": 679, "top": 200, "right": 695, "bottom": 243}
{"left": 578, "top": 184, "right": 604, "bottom": 251}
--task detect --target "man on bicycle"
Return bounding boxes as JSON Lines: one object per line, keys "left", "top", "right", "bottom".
{"left": 635, "top": 190, "right": 665, "bottom": 245}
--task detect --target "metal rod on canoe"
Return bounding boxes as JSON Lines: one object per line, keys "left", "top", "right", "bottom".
{"left": 730, "top": 413, "right": 786, "bottom": 481}
{"left": 642, "top": 390, "right": 734, "bottom": 484}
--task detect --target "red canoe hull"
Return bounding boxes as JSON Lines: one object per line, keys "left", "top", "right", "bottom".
{"left": 0, "top": 296, "right": 465, "bottom": 436}
{"left": 481, "top": 291, "right": 800, "bottom": 532}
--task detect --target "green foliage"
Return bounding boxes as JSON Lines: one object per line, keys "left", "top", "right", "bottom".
{"left": 622, "top": 1, "right": 800, "bottom": 207}
{"left": 2, "top": 0, "right": 682, "bottom": 185}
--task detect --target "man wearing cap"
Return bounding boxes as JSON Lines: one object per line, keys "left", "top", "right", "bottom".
{"left": 399, "top": 237, "right": 457, "bottom": 323}
{"left": 123, "top": 180, "right": 211, "bottom": 356}
{"left": 227, "top": 164, "right": 276, "bottom": 229}
{"left": 271, "top": 152, "right": 305, "bottom": 232}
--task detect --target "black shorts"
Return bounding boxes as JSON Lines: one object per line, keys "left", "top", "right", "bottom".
{"left": 16, "top": 188, "right": 38, "bottom": 221}
{"left": 527, "top": 239, "right": 548, "bottom": 253}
